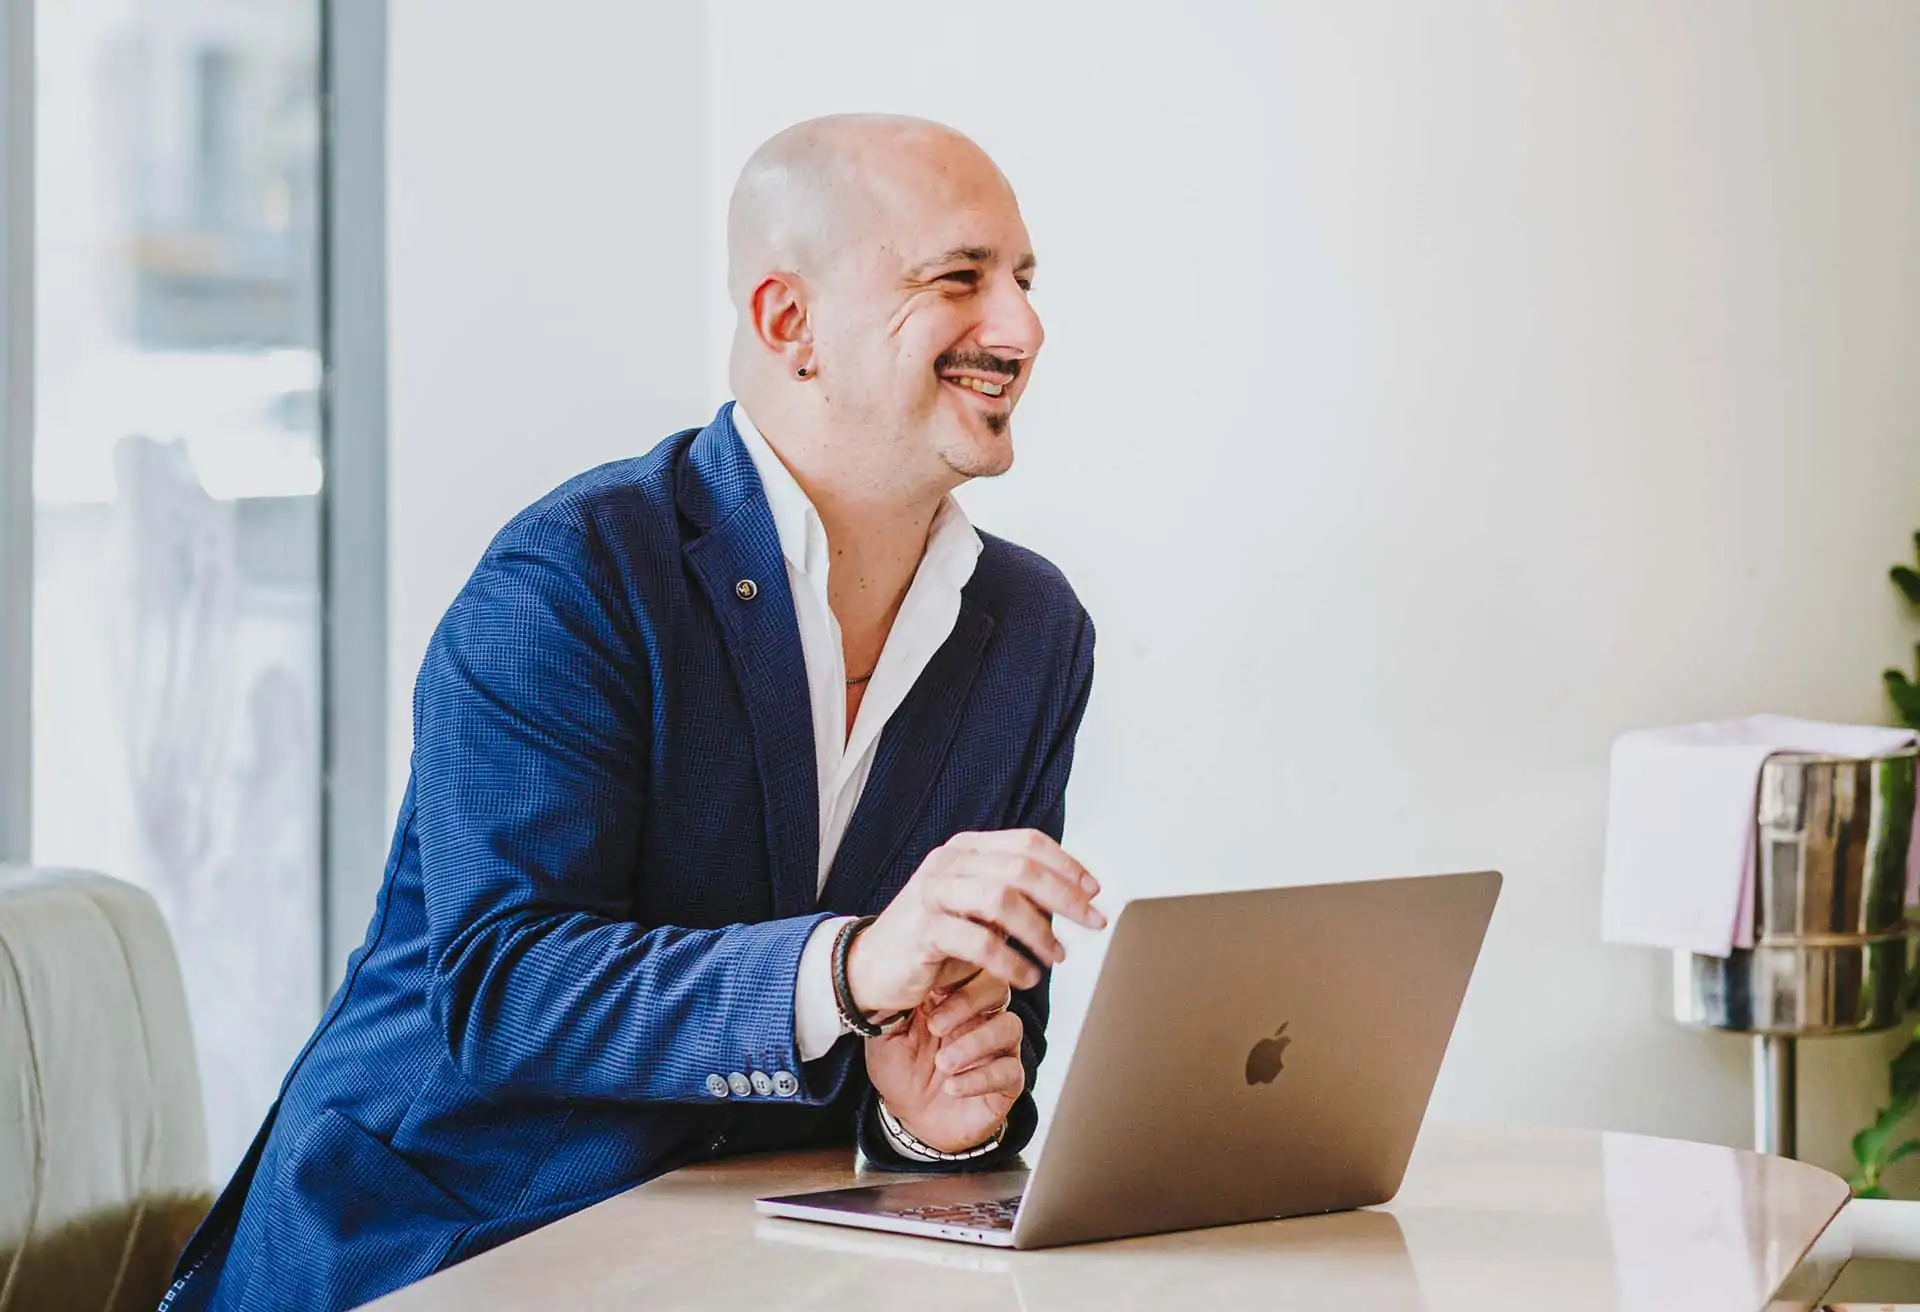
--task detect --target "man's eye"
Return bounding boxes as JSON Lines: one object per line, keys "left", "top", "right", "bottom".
{"left": 1015, "top": 277, "right": 1033, "bottom": 293}
{"left": 940, "top": 271, "right": 979, "bottom": 287}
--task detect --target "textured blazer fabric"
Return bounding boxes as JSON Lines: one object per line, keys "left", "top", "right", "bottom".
{"left": 160, "top": 404, "right": 1095, "bottom": 1312}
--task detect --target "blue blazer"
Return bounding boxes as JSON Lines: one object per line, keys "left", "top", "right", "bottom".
{"left": 162, "top": 405, "right": 1095, "bottom": 1311}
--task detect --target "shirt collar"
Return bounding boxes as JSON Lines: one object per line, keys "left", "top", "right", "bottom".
{"left": 732, "top": 401, "right": 983, "bottom": 588}
{"left": 732, "top": 402, "right": 817, "bottom": 574}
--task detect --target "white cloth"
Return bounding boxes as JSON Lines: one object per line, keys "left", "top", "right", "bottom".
{"left": 1600, "top": 714, "right": 1919, "bottom": 956}
{"left": 732, "top": 404, "right": 984, "bottom": 1064}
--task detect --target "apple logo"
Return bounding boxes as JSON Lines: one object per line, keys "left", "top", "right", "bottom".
{"left": 1245, "top": 1022, "right": 1292, "bottom": 1086}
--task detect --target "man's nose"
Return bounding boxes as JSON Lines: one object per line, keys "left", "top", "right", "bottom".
{"left": 978, "top": 274, "right": 1044, "bottom": 362}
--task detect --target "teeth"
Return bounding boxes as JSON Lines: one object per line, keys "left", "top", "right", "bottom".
{"left": 945, "top": 376, "right": 1005, "bottom": 397}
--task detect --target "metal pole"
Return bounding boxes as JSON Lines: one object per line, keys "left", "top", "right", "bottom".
{"left": 1754, "top": 1033, "right": 1797, "bottom": 1158}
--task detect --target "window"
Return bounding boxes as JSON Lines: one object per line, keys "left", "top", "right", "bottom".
{"left": 32, "top": 0, "right": 324, "bottom": 1177}
{"left": 192, "top": 46, "right": 239, "bottom": 227}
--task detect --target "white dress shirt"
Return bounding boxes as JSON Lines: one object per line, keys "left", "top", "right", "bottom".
{"left": 732, "top": 405, "right": 986, "bottom": 1129}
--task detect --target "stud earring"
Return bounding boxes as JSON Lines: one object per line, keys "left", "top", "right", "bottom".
{"left": 796, "top": 367, "right": 811, "bottom": 378}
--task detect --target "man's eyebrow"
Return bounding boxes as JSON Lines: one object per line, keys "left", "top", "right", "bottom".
{"left": 907, "top": 246, "right": 1039, "bottom": 279}
{"left": 908, "top": 246, "right": 996, "bottom": 278}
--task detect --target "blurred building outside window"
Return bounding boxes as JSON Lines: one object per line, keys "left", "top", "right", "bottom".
{"left": 33, "top": 0, "right": 324, "bottom": 1178}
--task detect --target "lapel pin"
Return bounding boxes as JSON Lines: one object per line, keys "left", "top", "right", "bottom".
{"left": 735, "top": 579, "right": 758, "bottom": 601}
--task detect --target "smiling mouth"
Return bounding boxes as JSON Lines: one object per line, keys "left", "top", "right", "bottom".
{"left": 939, "top": 374, "right": 1012, "bottom": 403}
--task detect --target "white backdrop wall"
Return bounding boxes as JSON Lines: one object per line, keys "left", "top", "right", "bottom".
{"left": 392, "top": 1, "right": 1920, "bottom": 1185}
{"left": 386, "top": 0, "right": 710, "bottom": 793}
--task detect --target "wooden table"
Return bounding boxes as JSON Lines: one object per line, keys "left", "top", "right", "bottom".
{"left": 366, "top": 1124, "right": 1855, "bottom": 1311}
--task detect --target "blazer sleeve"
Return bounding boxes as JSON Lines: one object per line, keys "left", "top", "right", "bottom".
{"left": 857, "top": 608, "right": 1098, "bottom": 1172}
{"left": 411, "top": 512, "right": 854, "bottom": 1107}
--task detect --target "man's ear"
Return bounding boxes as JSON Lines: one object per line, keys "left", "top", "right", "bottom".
{"left": 750, "top": 271, "right": 813, "bottom": 364}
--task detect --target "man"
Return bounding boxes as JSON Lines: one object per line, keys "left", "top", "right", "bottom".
{"left": 162, "top": 113, "right": 1101, "bottom": 1312}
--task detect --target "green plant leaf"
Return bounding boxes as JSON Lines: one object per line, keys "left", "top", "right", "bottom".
{"left": 1855, "top": 1121, "right": 1894, "bottom": 1168}
{"left": 1894, "top": 1040, "right": 1920, "bottom": 1104}
{"left": 1885, "top": 670, "right": 1920, "bottom": 730}
{"left": 1854, "top": 532, "right": 1920, "bottom": 1191}
{"left": 1854, "top": 1096, "right": 1917, "bottom": 1170}
{"left": 1893, "top": 564, "right": 1920, "bottom": 606}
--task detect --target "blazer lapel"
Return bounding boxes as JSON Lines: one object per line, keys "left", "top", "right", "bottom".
{"left": 680, "top": 406, "right": 821, "bottom": 920}
{"left": 821, "top": 601, "right": 995, "bottom": 914}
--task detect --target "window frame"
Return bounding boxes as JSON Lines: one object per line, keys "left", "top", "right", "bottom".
{"left": 320, "top": 0, "right": 389, "bottom": 992}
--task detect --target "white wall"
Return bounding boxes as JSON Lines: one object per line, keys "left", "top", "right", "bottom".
{"left": 387, "top": 0, "right": 709, "bottom": 790}
{"left": 394, "top": 1, "right": 1920, "bottom": 1186}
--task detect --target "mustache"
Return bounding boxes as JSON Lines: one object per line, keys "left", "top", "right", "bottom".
{"left": 934, "top": 349, "right": 1021, "bottom": 382}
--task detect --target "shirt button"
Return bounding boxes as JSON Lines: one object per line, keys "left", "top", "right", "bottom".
{"left": 772, "top": 1070, "right": 799, "bottom": 1098}
{"left": 727, "top": 1072, "right": 753, "bottom": 1098}
{"left": 705, "top": 1073, "right": 730, "bottom": 1099}
{"left": 750, "top": 1071, "right": 774, "bottom": 1097}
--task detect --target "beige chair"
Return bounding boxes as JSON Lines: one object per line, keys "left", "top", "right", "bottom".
{"left": 0, "top": 867, "right": 212, "bottom": 1312}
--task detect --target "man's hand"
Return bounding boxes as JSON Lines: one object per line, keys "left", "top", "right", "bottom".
{"left": 865, "top": 970, "right": 1025, "bottom": 1154}
{"left": 846, "top": 829, "right": 1105, "bottom": 1018}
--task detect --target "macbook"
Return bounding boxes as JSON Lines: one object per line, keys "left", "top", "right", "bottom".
{"left": 757, "top": 870, "right": 1501, "bottom": 1249}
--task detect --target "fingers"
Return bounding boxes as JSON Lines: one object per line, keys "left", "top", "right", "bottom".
{"left": 854, "top": 831, "right": 1105, "bottom": 1020}
{"left": 933, "top": 876, "right": 1067, "bottom": 967}
{"left": 927, "top": 970, "right": 1012, "bottom": 1039}
{"left": 942, "top": 1054, "right": 1026, "bottom": 1100}
{"left": 934, "top": 1009, "right": 1023, "bottom": 1077}
{"left": 929, "top": 917, "right": 1043, "bottom": 990}
{"left": 953, "top": 829, "right": 1102, "bottom": 901}
{"left": 938, "top": 841, "right": 1106, "bottom": 932}
{"left": 928, "top": 961, "right": 983, "bottom": 997}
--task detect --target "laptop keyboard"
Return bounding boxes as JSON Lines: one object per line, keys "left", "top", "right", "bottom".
{"left": 884, "top": 1195, "right": 1023, "bottom": 1231}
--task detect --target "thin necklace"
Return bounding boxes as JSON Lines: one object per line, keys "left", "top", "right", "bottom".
{"left": 846, "top": 669, "right": 875, "bottom": 687}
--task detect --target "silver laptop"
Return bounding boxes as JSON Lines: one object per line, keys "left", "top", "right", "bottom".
{"left": 757, "top": 870, "right": 1500, "bottom": 1249}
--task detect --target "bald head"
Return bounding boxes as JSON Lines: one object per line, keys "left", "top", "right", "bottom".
{"left": 725, "top": 113, "right": 1044, "bottom": 493}
{"left": 726, "top": 114, "right": 1003, "bottom": 309}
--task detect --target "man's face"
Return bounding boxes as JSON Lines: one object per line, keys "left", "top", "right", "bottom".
{"left": 812, "top": 153, "right": 1044, "bottom": 483}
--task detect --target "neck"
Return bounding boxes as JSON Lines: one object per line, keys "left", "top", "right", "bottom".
{"left": 740, "top": 395, "right": 951, "bottom": 646}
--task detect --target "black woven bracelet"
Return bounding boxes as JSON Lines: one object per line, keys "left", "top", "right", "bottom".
{"left": 831, "top": 916, "right": 908, "bottom": 1038}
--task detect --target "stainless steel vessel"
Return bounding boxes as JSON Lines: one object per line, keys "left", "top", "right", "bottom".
{"left": 1673, "top": 748, "right": 1917, "bottom": 1157}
